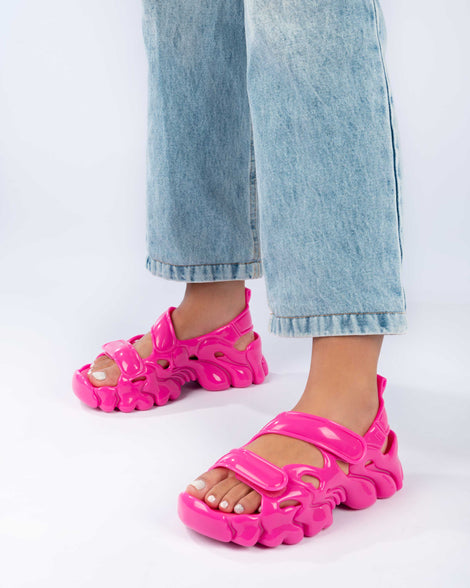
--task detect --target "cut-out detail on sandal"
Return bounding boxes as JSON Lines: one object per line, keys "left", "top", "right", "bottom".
{"left": 279, "top": 500, "right": 301, "bottom": 509}
{"left": 214, "top": 352, "right": 224, "bottom": 357}
{"left": 336, "top": 459, "right": 350, "bottom": 475}
{"left": 131, "top": 376, "right": 146, "bottom": 383}
{"left": 382, "top": 433, "right": 392, "bottom": 454}
{"left": 189, "top": 355, "right": 198, "bottom": 360}
{"left": 301, "top": 474, "right": 320, "bottom": 489}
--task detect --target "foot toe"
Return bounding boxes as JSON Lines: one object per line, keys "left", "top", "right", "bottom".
{"left": 233, "top": 489, "right": 261, "bottom": 514}
{"left": 185, "top": 468, "right": 229, "bottom": 500}
{"left": 90, "top": 355, "right": 113, "bottom": 370}
{"left": 203, "top": 475, "right": 240, "bottom": 509}
{"left": 217, "top": 483, "right": 252, "bottom": 513}
{"left": 185, "top": 468, "right": 261, "bottom": 514}
{"left": 87, "top": 363, "right": 120, "bottom": 387}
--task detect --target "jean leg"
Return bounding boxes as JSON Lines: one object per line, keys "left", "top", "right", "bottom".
{"left": 142, "top": 0, "right": 262, "bottom": 282}
{"left": 244, "top": 0, "right": 407, "bottom": 336}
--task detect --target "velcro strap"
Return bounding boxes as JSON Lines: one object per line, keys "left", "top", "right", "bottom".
{"left": 210, "top": 448, "right": 288, "bottom": 492}
{"left": 101, "top": 340, "right": 145, "bottom": 378}
{"left": 252, "top": 412, "right": 367, "bottom": 464}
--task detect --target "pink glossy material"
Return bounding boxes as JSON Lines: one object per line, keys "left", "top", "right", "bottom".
{"left": 178, "top": 374, "right": 404, "bottom": 547}
{"left": 72, "top": 287, "right": 268, "bottom": 412}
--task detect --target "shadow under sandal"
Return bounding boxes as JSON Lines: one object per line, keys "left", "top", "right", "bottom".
{"left": 178, "top": 374, "right": 404, "bottom": 547}
{"left": 72, "top": 287, "right": 268, "bottom": 412}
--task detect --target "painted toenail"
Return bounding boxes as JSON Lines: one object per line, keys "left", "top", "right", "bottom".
{"left": 207, "top": 495, "right": 216, "bottom": 503}
{"left": 190, "top": 479, "right": 206, "bottom": 491}
{"left": 234, "top": 504, "right": 244, "bottom": 514}
{"left": 220, "top": 500, "right": 229, "bottom": 509}
{"left": 92, "top": 371, "right": 106, "bottom": 381}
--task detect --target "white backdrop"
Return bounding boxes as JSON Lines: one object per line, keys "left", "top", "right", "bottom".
{"left": 1, "top": 1, "right": 469, "bottom": 307}
{"left": 1, "top": 2, "right": 469, "bottom": 588}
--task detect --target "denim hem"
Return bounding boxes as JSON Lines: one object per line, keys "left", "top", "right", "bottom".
{"left": 269, "top": 311, "right": 407, "bottom": 338}
{"left": 146, "top": 255, "right": 263, "bottom": 282}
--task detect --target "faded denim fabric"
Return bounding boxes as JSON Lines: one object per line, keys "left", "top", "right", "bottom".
{"left": 142, "top": 0, "right": 407, "bottom": 338}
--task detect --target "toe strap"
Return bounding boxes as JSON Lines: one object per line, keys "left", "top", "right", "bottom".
{"left": 101, "top": 339, "right": 145, "bottom": 379}
{"left": 210, "top": 448, "right": 288, "bottom": 493}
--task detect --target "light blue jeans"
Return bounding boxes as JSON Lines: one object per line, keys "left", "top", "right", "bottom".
{"left": 142, "top": 0, "right": 407, "bottom": 338}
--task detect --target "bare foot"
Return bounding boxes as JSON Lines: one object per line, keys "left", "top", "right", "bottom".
{"left": 186, "top": 335, "right": 386, "bottom": 514}
{"left": 185, "top": 386, "right": 383, "bottom": 514}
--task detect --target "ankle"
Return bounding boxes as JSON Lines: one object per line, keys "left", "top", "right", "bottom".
{"left": 181, "top": 281, "right": 245, "bottom": 314}
{"left": 293, "top": 381, "right": 379, "bottom": 436}
{"left": 171, "top": 281, "right": 247, "bottom": 340}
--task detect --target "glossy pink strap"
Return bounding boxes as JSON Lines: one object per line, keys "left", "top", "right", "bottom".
{"left": 150, "top": 288, "right": 254, "bottom": 349}
{"left": 377, "top": 374, "right": 386, "bottom": 397}
{"left": 250, "top": 412, "right": 367, "bottom": 464}
{"left": 232, "top": 287, "right": 253, "bottom": 335}
{"left": 210, "top": 448, "right": 288, "bottom": 492}
{"left": 151, "top": 309, "right": 175, "bottom": 351}
{"left": 101, "top": 340, "right": 145, "bottom": 378}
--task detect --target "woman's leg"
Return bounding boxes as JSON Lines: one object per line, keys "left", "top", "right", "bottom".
{"left": 143, "top": 0, "right": 261, "bottom": 279}
{"left": 88, "top": 0, "right": 261, "bottom": 386}
{"left": 247, "top": 0, "right": 406, "bottom": 336}
{"left": 186, "top": 0, "right": 407, "bottom": 514}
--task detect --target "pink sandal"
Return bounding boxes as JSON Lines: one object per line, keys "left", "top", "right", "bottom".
{"left": 178, "top": 374, "right": 403, "bottom": 547}
{"left": 72, "top": 287, "right": 268, "bottom": 412}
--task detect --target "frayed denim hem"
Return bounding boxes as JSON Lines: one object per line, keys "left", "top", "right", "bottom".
{"left": 146, "top": 255, "right": 263, "bottom": 282}
{"left": 269, "top": 310, "right": 408, "bottom": 338}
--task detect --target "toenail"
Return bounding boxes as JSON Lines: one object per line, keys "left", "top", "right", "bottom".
{"left": 207, "top": 495, "right": 216, "bottom": 503}
{"left": 220, "top": 500, "right": 229, "bottom": 510}
{"left": 189, "top": 479, "right": 206, "bottom": 491}
{"left": 234, "top": 503, "right": 244, "bottom": 514}
{"left": 92, "top": 371, "right": 106, "bottom": 381}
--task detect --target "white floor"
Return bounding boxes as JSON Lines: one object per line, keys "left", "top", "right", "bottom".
{"left": 1, "top": 267, "right": 469, "bottom": 587}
